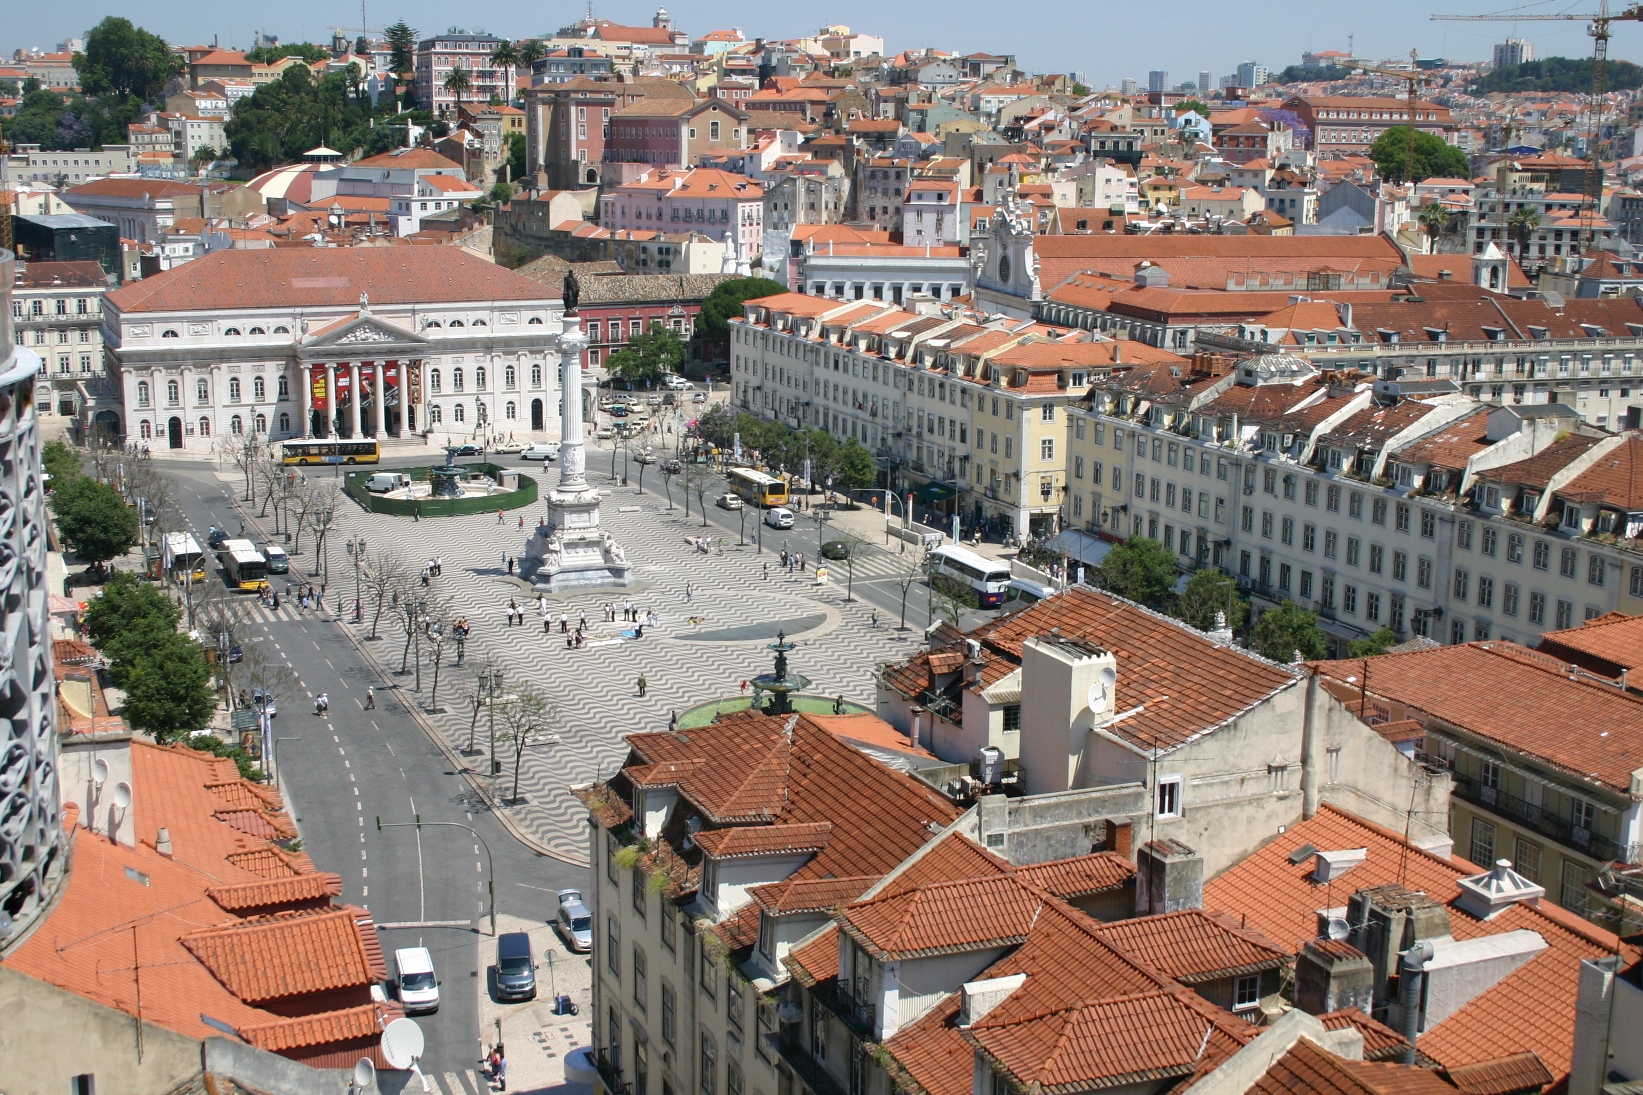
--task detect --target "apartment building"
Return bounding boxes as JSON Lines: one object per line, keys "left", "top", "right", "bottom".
{"left": 13, "top": 261, "right": 112, "bottom": 429}
{"left": 1063, "top": 351, "right": 1643, "bottom": 654}
{"left": 413, "top": 32, "right": 511, "bottom": 119}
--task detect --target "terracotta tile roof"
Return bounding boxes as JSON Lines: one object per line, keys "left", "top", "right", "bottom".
{"left": 785, "top": 923, "right": 840, "bottom": 986}
{"left": 1032, "top": 234, "right": 1405, "bottom": 293}
{"left": 353, "top": 148, "right": 467, "bottom": 170}
{"left": 52, "top": 638, "right": 98, "bottom": 665}
{"left": 1013, "top": 852, "right": 1134, "bottom": 897}
{"left": 884, "top": 995, "right": 974, "bottom": 1095}
{"left": 1320, "top": 1008, "right": 1412, "bottom": 1062}
{"left": 694, "top": 821, "right": 833, "bottom": 858}
{"left": 1320, "top": 400, "right": 1439, "bottom": 451}
{"left": 1557, "top": 435, "right": 1643, "bottom": 509}
{"left": 107, "top": 247, "right": 554, "bottom": 315}
{"left": 215, "top": 808, "right": 296, "bottom": 839}
{"left": 881, "top": 586, "right": 1297, "bottom": 752}
{"left": 238, "top": 1002, "right": 385, "bottom": 1053}
{"left": 1534, "top": 611, "right": 1643, "bottom": 676}
{"left": 1472, "top": 433, "right": 1601, "bottom": 489}
{"left": 839, "top": 875, "right": 1043, "bottom": 959}
{"left": 1251, "top": 1038, "right": 1457, "bottom": 1095}
{"left": 227, "top": 846, "right": 312, "bottom": 878}
{"left": 1312, "top": 642, "right": 1643, "bottom": 794}
{"left": 1393, "top": 410, "right": 1494, "bottom": 469}
{"left": 66, "top": 178, "right": 205, "bottom": 200}
{"left": 1090, "top": 909, "right": 1290, "bottom": 984}
{"left": 181, "top": 906, "right": 382, "bottom": 1003}
{"left": 750, "top": 875, "right": 881, "bottom": 914}
{"left": 207, "top": 872, "right": 344, "bottom": 913}
{"left": 1443, "top": 1053, "right": 1556, "bottom": 1095}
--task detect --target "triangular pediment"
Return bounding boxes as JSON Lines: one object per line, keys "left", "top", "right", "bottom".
{"left": 302, "top": 312, "right": 429, "bottom": 349}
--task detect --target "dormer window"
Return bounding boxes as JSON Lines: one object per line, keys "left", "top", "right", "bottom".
{"left": 1563, "top": 503, "right": 1582, "bottom": 529}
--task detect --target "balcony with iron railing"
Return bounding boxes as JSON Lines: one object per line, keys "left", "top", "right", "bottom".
{"left": 1450, "top": 769, "right": 1638, "bottom": 865}
{"left": 775, "top": 1031, "right": 850, "bottom": 1095}
{"left": 811, "top": 979, "right": 876, "bottom": 1039}
{"left": 593, "top": 1047, "right": 632, "bottom": 1095}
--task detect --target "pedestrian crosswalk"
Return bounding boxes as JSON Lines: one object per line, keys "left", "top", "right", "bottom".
{"left": 432, "top": 1068, "right": 488, "bottom": 1094}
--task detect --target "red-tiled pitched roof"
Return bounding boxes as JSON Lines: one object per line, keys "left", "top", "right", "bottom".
{"left": 1320, "top": 1008, "right": 1412, "bottom": 1061}
{"left": 1014, "top": 852, "right": 1134, "bottom": 897}
{"left": 840, "top": 875, "right": 1043, "bottom": 959}
{"left": 1443, "top": 1053, "right": 1556, "bottom": 1095}
{"left": 207, "top": 872, "right": 344, "bottom": 912}
{"left": 694, "top": 822, "right": 833, "bottom": 858}
{"left": 1557, "top": 435, "right": 1643, "bottom": 509}
{"left": 238, "top": 1002, "right": 385, "bottom": 1053}
{"left": 1251, "top": 1038, "right": 1457, "bottom": 1095}
{"left": 181, "top": 906, "right": 382, "bottom": 1003}
{"left": 1473, "top": 433, "right": 1602, "bottom": 489}
{"left": 1091, "top": 909, "right": 1290, "bottom": 984}
{"left": 1534, "top": 611, "right": 1643, "bottom": 676}
{"left": 353, "top": 148, "right": 467, "bottom": 170}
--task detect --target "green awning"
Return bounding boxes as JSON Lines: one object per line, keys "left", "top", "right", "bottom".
{"left": 910, "top": 481, "right": 958, "bottom": 504}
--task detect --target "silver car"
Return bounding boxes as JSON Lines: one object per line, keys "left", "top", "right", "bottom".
{"left": 555, "top": 889, "right": 593, "bottom": 953}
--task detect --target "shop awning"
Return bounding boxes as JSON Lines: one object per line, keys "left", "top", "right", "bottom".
{"left": 1045, "top": 528, "right": 1115, "bottom": 568}
{"left": 910, "top": 481, "right": 958, "bottom": 504}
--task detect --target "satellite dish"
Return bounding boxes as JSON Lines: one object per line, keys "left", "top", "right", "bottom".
{"left": 354, "top": 1057, "right": 377, "bottom": 1090}
{"left": 112, "top": 781, "right": 132, "bottom": 809}
{"left": 381, "top": 1017, "right": 425, "bottom": 1070}
{"left": 1086, "top": 665, "right": 1118, "bottom": 712}
{"left": 92, "top": 759, "right": 109, "bottom": 785}
{"left": 1326, "top": 917, "right": 1351, "bottom": 942}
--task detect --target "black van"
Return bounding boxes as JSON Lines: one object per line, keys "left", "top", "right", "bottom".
{"left": 495, "top": 932, "right": 537, "bottom": 1001}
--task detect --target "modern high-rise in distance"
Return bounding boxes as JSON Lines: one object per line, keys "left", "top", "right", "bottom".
{"left": 1148, "top": 69, "right": 1169, "bottom": 93}
{"left": 1199, "top": 70, "right": 1212, "bottom": 94}
{"left": 1494, "top": 37, "right": 1535, "bottom": 68}
{"left": 1236, "top": 60, "right": 1269, "bottom": 87}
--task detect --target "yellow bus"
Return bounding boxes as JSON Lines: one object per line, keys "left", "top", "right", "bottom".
{"left": 727, "top": 467, "right": 789, "bottom": 508}
{"left": 282, "top": 439, "right": 381, "bottom": 465}
{"left": 219, "top": 539, "right": 270, "bottom": 591}
{"left": 163, "top": 532, "right": 208, "bottom": 583}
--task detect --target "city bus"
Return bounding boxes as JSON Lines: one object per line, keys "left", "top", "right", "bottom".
{"left": 218, "top": 538, "right": 270, "bottom": 591}
{"left": 927, "top": 544, "right": 1012, "bottom": 609}
{"left": 163, "top": 532, "right": 207, "bottom": 583}
{"left": 281, "top": 439, "right": 381, "bottom": 465}
{"left": 727, "top": 467, "right": 789, "bottom": 508}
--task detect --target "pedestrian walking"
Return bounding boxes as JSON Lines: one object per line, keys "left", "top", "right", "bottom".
{"left": 636, "top": 674, "right": 647, "bottom": 697}
{"left": 799, "top": 552, "right": 807, "bottom": 572}
{"left": 497, "top": 508, "right": 505, "bottom": 524}
{"left": 685, "top": 582, "right": 693, "bottom": 603}
{"left": 507, "top": 556, "right": 515, "bottom": 575}
{"left": 763, "top": 562, "right": 769, "bottom": 580}
{"left": 501, "top": 551, "right": 509, "bottom": 571}
{"left": 518, "top": 514, "right": 525, "bottom": 529}
{"left": 365, "top": 687, "right": 376, "bottom": 710}
{"left": 579, "top": 611, "right": 588, "bottom": 632}
{"left": 560, "top": 611, "right": 569, "bottom": 633}
{"left": 508, "top": 598, "right": 520, "bottom": 626}
{"left": 668, "top": 710, "right": 678, "bottom": 731}
{"left": 497, "top": 1047, "right": 508, "bottom": 1092}
{"left": 780, "top": 549, "right": 789, "bottom": 569}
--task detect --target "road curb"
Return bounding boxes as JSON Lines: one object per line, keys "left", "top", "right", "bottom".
{"left": 230, "top": 497, "right": 592, "bottom": 869}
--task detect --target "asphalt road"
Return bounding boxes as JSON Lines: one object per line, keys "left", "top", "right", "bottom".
{"left": 154, "top": 461, "right": 588, "bottom": 1083}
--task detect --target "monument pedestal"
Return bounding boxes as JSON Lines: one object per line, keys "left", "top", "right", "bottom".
{"left": 520, "top": 314, "right": 635, "bottom": 593}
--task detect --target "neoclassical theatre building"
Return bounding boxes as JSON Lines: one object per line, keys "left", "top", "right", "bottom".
{"left": 103, "top": 248, "right": 567, "bottom": 449}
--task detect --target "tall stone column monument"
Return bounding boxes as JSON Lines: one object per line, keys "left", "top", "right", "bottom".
{"left": 522, "top": 312, "right": 635, "bottom": 592}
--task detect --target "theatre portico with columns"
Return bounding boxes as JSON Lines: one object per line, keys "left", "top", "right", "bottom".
{"left": 102, "top": 247, "right": 567, "bottom": 451}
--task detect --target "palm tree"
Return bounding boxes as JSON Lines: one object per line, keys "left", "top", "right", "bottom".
{"left": 443, "top": 65, "right": 472, "bottom": 118}
{"left": 1416, "top": 201, "right": 1450, "bottom": 253}
{"left": 518, "top": 39, "right": 546, "bottom": 71}
{"left": 1507, "top": 206, "right": 1541, "bottom": 262}
{"left": 489, "top": 40, "right": 521, "bottom": 104}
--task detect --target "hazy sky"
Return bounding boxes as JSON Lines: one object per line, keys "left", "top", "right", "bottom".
{"left": 6, "top": 1, "right": 1637, "bottom": 87}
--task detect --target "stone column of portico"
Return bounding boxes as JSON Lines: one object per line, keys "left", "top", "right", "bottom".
{"left": 373, "top": 363, "right": 385, "bottom": 438}
{"left": 324, "top": 363, "right": 337, "bottom": 438}
{"left": 299, "top": 365, "right": 312, "bottom": 438}
{"left": 348, "top": 363, "right": 362, "bottom": 437}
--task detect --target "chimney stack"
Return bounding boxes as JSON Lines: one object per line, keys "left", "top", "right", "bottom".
{"left": 1294, "top": 938, "right": 1375, "bottom": 1016}
{"left": 1135, "top": 839, "right": 1202, "bottom": 916}
{"left": 155, "top": 827, "right": 173, "bottom": 857}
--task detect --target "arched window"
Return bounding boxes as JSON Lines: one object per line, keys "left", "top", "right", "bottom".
{"left": 528, "top": 316, "right": 543, "bottom": 325}
{"left": 475, "top": 366, "right": 486, "bottom": 389}
{"left": 161, "top": 329, "right": 179, "bottom": 338}
{"left": 277, "top": 375, "right": 289, "bottom": 398}
{"left": 230, "top": 415, "right": 244, "bottom": 434}
{"left": 505, "top": 364, "right": 516, "bottom": 388}
{"left": 139, "top": 420, "right": 152, "bottom": 439}
{"left": 531, "top": 363, "right": 542, "bottom": 386}
{"left": 136, "top": 380, "right": 150, "bottom": 407}
{"left": 167, "top": 379, "right": 180, "bottom": 404}
{"left": 254, "top": 413, "right": 267, "bottom": 433}
{"left": 424, "top": 320, "right": 442, "bottom": 328}
{"left": 196, "top": 378, "right": 208, "bottom": 402}
{"left": 430, "top": 369, "right": 442, "bottom": 393}
{"left": 253, "top": 376, "right": 265, "bottom": 401}
{"left": 278, "top": 412, "right": 291, "bottom": 432}
{"left": 472, "top": 318, "right": 486, "bottom": 326}
{"left": 449, "top": 320, "right": 465, "bottom": 328}
{"left": 431, "top": 405, "right": 443, "bottom": 424}
{"left": 505, "top": 401, "right": 517, "bottom": 419}
{"left": 453, "top": 404, "right": 465, "bottom": 423}
{"left": 452, "top": 368, "right": 464, "bottom": 391}
{"left": 198, "top": 416, "right": 211, "bottom": 436}
{"left": 249, "top": 327, "right": 266, "bottom": 335}
{"left": 228, "top": 377, "right": 241, "bottom": 402}
{"left": 273, "top": 325, "right": 290, "bottom": 334}
{"left": 224, "top": 327, "right": 241, "bottom": 336}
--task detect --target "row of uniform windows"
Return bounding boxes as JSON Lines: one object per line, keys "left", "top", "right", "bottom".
{"left": 135, "top": 376, "right": 290, "bottom": 407}
{"left": 15, "top": 297, "right": 94, "bottom": 316}
{"left": 135, "top": 412, "right": 290, "bottom": 438}
{"left": 17, "top": 328, "right": 94, "bottom": 345}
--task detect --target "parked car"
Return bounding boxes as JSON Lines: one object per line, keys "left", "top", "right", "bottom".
{"left": 764, "top": 506, "right": 794, "bottom": 529}
{"left": 395, "top": 946, "right": 441, "bottom": 1014}
{"left": 493, "top": 439, "right": 526, "bottom": 454}
{"left": 664, "top": 374, "right": 691, "bottom": 390}
{"left": 453, "top": 443, "right": 483, "bottom": 457}
{"left": 263, "top": 544, "right": 290, "bottom": 573}
{"left": 662, "top": 392, "right": 677, "bottom": 406}
{"left": 635, "top": 449, "right": 657, "bottom": 464}
{"left": 521, "top": 442, "right": 561, "bottom": 461}
{"left": 227, "top": 644, "right": 243, "bottom": 664}
{"left": 717, "top": 492, "right": 743, "bottom": 510}
{"left": 609, "top": 405, "right": 630, "bottom": 418}
{"left": 595, "top": 426, "right": 615, "bottom": 440}
{"left": 555, "top": 890, "right": 593, "bottom": 952}
{"left": 661, "top": 458, "right": 684, "bottom": 475}
{"left": 693, "top": 391, "right": 708, "bottom": 403}
{"left": 820, "top": 540, "right": 850, "bottom": 560}
{"left": 250, "top": 688, "right": 277, "bottom": 718}
{"left": 647, "top": 394, "right": 663, "bottom": 406}
{"left": 494, "top": 931, "right": 537, "bottom": 1001}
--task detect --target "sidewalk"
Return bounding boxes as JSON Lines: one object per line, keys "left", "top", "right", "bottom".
{"left": 475, "top": 913, "right": 593, "bottom": 1095}
{"left": 794, "top": 493, "right": 1021, "bottom": 564}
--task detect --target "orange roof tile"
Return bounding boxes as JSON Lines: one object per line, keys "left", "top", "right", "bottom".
{"left": 1320, "top": 1008, "right": 1412, "bottom": 1061}
{"left": 1091, "top": 909, "right": 1290, "bottom": 984}
{"left": 1443, "top": 1053, "right": 1556, "bottom": 1095}
{"left": 207, "top": 872, "right": 344, "bottom": 913}
{"left": 1534, "top": 611, "right": 1643, "bottom": 677}
{"left": 1013, "top": 852, "right": 1134, "bottom": 897}
{"left": 238, "top": 1002, "right": 385, "bottom": 1053}
{"left": 1557, "top": 435, "right": 1643, "bottom": 509}
{"left": 840, "top": 875, "right": 1043, "bottom": 959}
{"left": 181, "top": 906, "right": 382, "bottom": 1003}
{"left": 694, "top": 822, "right": 833, "bottom": 859}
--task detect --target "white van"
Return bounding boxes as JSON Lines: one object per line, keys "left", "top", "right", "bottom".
{"left": 764, "top": 507, "right": 795, "bottom": 529}
{"left": 1000, "top": 577, "right": 1055, "bottom": 611}
{"left": 262, "top": 543, "right": 289, "bottom": 574}
{"left": 394, "top": 946, "right": 440, "bottom": 1014}
{"left": 366, "top": 472, "right": 412, "bottom": 493}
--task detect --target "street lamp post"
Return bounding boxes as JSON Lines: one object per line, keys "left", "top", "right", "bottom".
{"left": 377, "top": 816, "right": 497, "bottom": 935}
{"left": 485, "top": 669, "right": 505, "bottom": 777}
{"left": 346, "top": 536, "right": 367, "bottom": 620}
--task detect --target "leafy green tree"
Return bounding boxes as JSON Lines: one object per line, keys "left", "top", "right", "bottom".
{"left": 1416, "top": 200, "right": 1451, "bottom": 249}
{"left": 122, "top": 632, "right": 216, "bottom": 741}
{"left": 1176, "top": 567, "right": 1247, "bottom": 632}
{"left": 1096, "top": 536, "right": 1179, "bottom": 609}
{"left": 489, "top": 40, "right": 522, "bottom": 74}
{"left": 51, "top": 477, "right": 137, "bottom": 566}
{"left": 74, "top": 17, "right": 181, "bottom": 102}
{"left": 384, "top": 21, "right": 418, "bottom": 108}
{"left": 1369, "top": 126, "right": 1469, "bottom": 184}
{"left": 0, "top": 80, "right": 18, "bottom": 97}
{"left": 1176, "top": 98, "right": 1210, "bottom": 117}
{"left": 2, "top": 87, "right": 69, "bottom": 147}
{"left": 1250, "top": 600, "right": 1329, "bottom": 663}
{"left": 225, "top": 66, "right": 392, "bottom": 174}
{"left": 80, "top": 572, "right": 183, "bottom": 686}
{"left": 42, "top": 438, "right": 82, "bottom": 485}
{"left": 488, "top": 180, "right": 514, "bottom": 204}
{"left": 836, "top": 439, "right": 877, "bottom": 490}
{"left": 1475, "top": 56, "right": 1643, "bottom": 95}
{"left": 183, "top": 732, "right": 263, "bottom": 780}
{"left": 695, "top": 277, "right": 786, "bottom": 346}
{"left": 246, "top": 43, "right": 331, "bottom": 64}
{"left": 190, "top": 145, "right": 218, "bottom": 173}
{"left": 443, "top": 66, "right": 473, "bottom": 113}
{"left": 1348, "top": 627, "right": 1400, "bottom": 657}
{"left": 504, "top": 130, "right": 526, "bottom": 181}
{"left": 1070, "top": 82, "right": 1091, "bottom": 96}
{"left": 518, "top": 40, "right": 547, "bottom": 70}
{"left": 606, "top": 323, "right": 687, "bottom": 385}
{"left": 1274, "top": 64, "right": 1352, "bottom": 84}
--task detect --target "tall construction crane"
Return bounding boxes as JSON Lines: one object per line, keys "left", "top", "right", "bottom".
{"left": 1433, "top": 2, "right": 1643, "bottom": 248}
{"left": 1352, "top": 50, "right": 1431, "bottom": 186}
